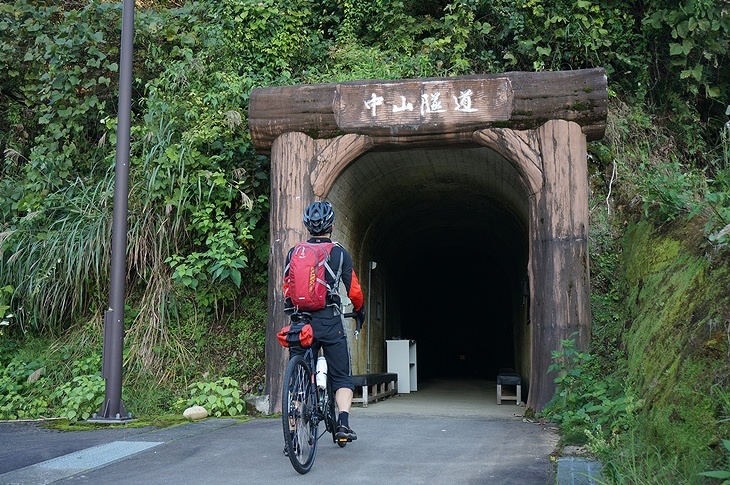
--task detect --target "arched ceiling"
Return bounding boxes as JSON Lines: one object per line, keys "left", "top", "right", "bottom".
{"left": 328, "top": 146, "right": 531, "bottom": 278}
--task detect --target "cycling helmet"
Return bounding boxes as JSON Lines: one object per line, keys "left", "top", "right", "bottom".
{"left": 303, "top": 201, "right": 335, "bottom": 235}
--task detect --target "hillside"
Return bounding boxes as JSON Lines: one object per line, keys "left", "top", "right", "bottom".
{"left": 1, "top": 1, "right": 729, "bottom": 482}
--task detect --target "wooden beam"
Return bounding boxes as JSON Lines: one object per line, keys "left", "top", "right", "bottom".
{"left": 249, "top": 68, "right": 607, "bottom": 152}
{"left": 473, "top": 128, "right": 543, "bottom": 195}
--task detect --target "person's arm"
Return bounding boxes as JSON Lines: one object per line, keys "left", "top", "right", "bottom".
{"left": 349, "top": 270, "right": 366, "bottom": 328}
{"left": 338, "top": 248, "right": 364, "bottom": 312}
{"left": 347, "top": 270, "right": 364, "bottom": 312}
{"left": 338, "top": 247, "right": 365, "bottom": 329}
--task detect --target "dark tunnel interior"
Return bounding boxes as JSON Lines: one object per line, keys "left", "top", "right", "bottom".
{"left": 328, "top": 146, "right": 531, "bottom": 384}
{"left": 395, "top": 244, "right": 515, "bottom": 381}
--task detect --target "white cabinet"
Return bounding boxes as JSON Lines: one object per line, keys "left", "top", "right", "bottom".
{"left": 386, "top": 340, "right": 417, "bottom": 393}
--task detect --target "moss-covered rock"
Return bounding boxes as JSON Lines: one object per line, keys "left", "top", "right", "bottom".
{"left": 620, "top": 220, "right": 730, "bottom": 476}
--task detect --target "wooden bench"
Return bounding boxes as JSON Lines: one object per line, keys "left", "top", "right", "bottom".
{"left": 351, "top": 373, "right": 398, "bottom": 407}
{"left": 496, "top": 369, "right": 522, "bottom": 405}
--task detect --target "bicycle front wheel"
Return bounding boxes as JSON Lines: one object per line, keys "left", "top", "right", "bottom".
{"left": 282, "top": 355, "right": 318, "bottom": 474}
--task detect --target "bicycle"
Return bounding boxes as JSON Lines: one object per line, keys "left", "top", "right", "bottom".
{"left": 281, "top": 311, "right": 360, "bottom": 474}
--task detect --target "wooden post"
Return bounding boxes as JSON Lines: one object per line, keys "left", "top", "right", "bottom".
{"left": 265, "top": 132, "right": 316, "bottom": 414}
{"left": 527, "top": 120, "right": 591, "bottom": 411}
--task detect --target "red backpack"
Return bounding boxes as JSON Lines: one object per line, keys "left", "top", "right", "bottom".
{"left": 284, "top": 242, "right": 341, "bottom": 311}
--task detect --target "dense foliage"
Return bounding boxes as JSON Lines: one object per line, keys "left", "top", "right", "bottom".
{"left": 1, "top": 0, "right": 728, "bottom": 480}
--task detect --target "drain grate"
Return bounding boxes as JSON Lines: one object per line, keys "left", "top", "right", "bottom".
{"left": 0, "top": 441, "right": 162, "bottom": 484}
{"left": 556, "top": 456, "right": 603, "bottom": 485}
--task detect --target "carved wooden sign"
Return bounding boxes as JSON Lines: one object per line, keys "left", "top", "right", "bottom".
{"left": 334, "top": 78, "right": 513, "bottom": 135}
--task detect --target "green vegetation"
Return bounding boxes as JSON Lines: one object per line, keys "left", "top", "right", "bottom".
{"left": 543, "top": 218, "right": 730, "bottom": 483}
{"left": 542, "top": 103, "right": 730, "bottom": 481}
{"left": 699, "top": 440, "right": 730, "bottom": 483}
{"left": 1, "top": 1, "right": 729, "bottom": 482}
{"left": 178, "top": 376, "right": 244, "bottom": 418}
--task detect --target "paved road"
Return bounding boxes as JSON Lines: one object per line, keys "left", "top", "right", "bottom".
{"left": 0, "top": 379, "right": 561, "bottom": 484}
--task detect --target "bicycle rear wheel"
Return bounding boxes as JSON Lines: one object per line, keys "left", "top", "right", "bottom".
{"left": 282, "top": 355, "right": 318, "bottom": 474}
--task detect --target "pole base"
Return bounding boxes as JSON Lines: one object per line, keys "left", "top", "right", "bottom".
{"left": 87, "top": 413, "right": 135, "bottom": 424}
{"left": 88, "top": 399, "right": 134, "bottom": 423}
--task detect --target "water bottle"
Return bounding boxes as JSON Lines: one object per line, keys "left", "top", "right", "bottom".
{"left": 316, "top": 356, "right": 327, "bottom": 389}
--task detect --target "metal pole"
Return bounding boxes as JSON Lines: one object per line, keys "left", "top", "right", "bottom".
{"left": 93, "top": 0, "right": 135, "bottom": 422}
{"left": 366, "top": 261, "right": 376, "bottom": 374}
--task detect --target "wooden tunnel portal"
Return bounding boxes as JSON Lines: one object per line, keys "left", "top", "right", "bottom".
{"left": 249, "top": 68, "right": 608, "bottom": 413}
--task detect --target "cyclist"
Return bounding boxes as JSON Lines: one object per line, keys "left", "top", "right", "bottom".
{"left": 283, "top": 201, "right": 366, "bottom": 442}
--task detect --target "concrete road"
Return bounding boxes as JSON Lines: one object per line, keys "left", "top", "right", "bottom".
{"left": 0, "top": 379, "right": 560, "bottom": 484}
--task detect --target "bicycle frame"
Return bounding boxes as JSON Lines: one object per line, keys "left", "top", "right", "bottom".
{"left": 281, "top": 311, "right": 360, "bottom": 474}
{"left": 305, "top": 347, "right": 337, "bottom": 440}
{"left": 282, "top": 337, "right": 339, "bottom": 474}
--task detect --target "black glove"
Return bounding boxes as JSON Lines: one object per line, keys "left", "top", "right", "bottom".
{"left": 355, "top": 308, "right": 366, "bottom": 328}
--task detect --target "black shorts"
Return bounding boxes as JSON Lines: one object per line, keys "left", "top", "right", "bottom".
{"left": 290, "top": 312, "right": 354, "bottom": 391}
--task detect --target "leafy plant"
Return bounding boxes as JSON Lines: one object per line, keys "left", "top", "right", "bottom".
{"left": 599, "top": 429, "right": 683, "bottom": 485}
{"left": 541, "top": 335, "right": 639, "bottom": 447}
{"left": 638, "top": 157, "right": 703, "bottom": 222}
{"left": 180, "top": 376, "right": 244, "bottom": 417}
{"left": 167, "top": 203, "right": 248, "bottom": 290}
{"left": 703, "top": 114, "right": 730, "bottom": 247}
{"left": 644, "top": 0, "right": 729, "bottom": 102}
{"left": 0, "top": 356, "right": 50, "bottom": 420}
{"left": 51, "top": 374, "right": 106, "bottom": 422}
{"left": 0, "top": 284, "right": 14, "bottom": 335}
{"left": 546, "top": 334, "right": 593, "bottom": 409}
{"left": 48, "top": 355, "right": 106, "bottom": 422}
{"left": 1, "top": 174, "right": 114, "bottom": 334}
{"left": 699, "top": 439, "right": 730, "bottom": 483}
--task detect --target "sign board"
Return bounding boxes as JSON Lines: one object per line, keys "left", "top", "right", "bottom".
{"left": 335, "top": 78, "right": 513, "bottom": 134}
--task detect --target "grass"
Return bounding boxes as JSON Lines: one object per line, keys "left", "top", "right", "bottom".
{"left": 599, "top": 430, "right": 683, "bottom": 485}
{"left": 41, "top": 414, "right": 252, "bottom": 432}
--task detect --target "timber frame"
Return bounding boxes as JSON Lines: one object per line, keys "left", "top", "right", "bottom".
{"left": 249, "top": 68, "right": 608, "bottom": 412}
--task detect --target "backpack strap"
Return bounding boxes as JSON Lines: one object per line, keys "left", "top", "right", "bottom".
{"left": 323, "top": 243, "right": 344, "bottom": 307}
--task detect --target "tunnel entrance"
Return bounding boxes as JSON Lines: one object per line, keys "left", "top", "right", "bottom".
{"left": 251, "top": 69, "right": 607, "bottom": 412}
{"left": 325, "top": 146, "right": 531, "bottom": 390}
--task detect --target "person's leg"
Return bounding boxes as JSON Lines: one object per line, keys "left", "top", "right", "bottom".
{"left": 316, "top": 314, "right": 354, "bottom": 405}
{"left": 335, "top": 387, "right": 353, "bottom": 414}
{"left": 326, "top": 341, "right": 354, "bottom": 426}
{"left": 318, "top": 319, "right": 356, "bottom": 440}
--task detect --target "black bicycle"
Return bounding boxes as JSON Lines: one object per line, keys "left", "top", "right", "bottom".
{"left": 281, "top": 311, "right": 359, "bottom": 474}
